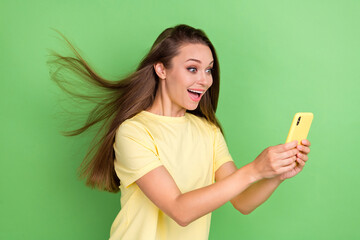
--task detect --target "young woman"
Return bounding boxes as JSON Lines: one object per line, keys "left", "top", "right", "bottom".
{"left": 49, "top": 24, "right": 311, "bottom": 240}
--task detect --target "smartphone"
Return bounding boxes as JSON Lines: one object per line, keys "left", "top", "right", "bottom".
{"left": 285, "top": 112, "right": 313, "bottom": 145}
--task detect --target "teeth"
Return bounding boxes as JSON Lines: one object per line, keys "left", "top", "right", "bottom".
{"left": 188, "top": 89, "right": 203, "bottom": 94}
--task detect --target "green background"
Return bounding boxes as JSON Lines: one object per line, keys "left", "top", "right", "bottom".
{"left": 1, "top": 0, "right": 359, "bottom": 239}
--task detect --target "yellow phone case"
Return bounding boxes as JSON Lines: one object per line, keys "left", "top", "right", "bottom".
{"left": 285, "top": 112, "right": 313, "bottom": 145}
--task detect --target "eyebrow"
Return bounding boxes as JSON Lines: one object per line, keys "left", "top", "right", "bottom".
{"left": 185, "top": 58, "right": 214, "bottom": 65}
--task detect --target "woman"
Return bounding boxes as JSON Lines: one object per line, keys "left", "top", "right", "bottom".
{"left": 48, "top": 24, "right": 311, "bottom": 239}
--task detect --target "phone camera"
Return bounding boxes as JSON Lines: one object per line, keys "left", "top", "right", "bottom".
{"left": 296, "top": 116, "right": 301, "bottom": 126}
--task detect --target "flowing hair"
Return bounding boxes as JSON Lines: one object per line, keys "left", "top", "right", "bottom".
{"left": 47, "top": 24, "right": 223, "bottom": 193}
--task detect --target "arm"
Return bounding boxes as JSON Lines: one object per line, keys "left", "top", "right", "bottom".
{"left": 136, "top": 163, "right": 259, "bottom": 227}
{"left": 216, "top": 161, "right": 284, "bottom": 215}
{"left": 216, "top": 139, "right": 311, "bottom": 215}
{"left": 135, "top": 140, "right": 300, "bottom": 227}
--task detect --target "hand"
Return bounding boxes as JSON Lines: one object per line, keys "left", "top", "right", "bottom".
{"left": 279, "top": 139, "right": 311, "bottom": 180}
{"left": 250, "top": 140, "right": 299, "bottom": 180}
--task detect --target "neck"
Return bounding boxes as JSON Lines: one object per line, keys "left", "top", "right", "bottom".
{"left": 146, "top": 83, "right": 186, "bottom": 117}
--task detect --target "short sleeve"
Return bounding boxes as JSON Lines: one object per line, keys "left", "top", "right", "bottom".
{"left": 213, "top": 126, "right": 233, "bottom": 172}
{"left": 113, "top": 122, "right": 163, "bottom": 188}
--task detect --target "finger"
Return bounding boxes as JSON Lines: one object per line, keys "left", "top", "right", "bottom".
{"left": 278, "top": 161, "right": 297, "bottom": 174}
{"left": 278, "top": 148, "right": 299, "bottom": 160}
{"left": 296, "top": 158, "right": 306, "bottom": 167}
{"left": 278, "top": 155, "right": 297, "bottom": 167}
{"left": 301, "top": 139, "right": 311, "bottom": 147}
{"left": 297, "top": 145, "right": 311, "bottom": 154}
{"left": 297, "top": 152, "right": 309, "bottom": 162}
{"left": 275, "top": 140, "right": 298, "bottom": 153}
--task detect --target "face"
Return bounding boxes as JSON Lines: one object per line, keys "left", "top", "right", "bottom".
{"left": 156, "top": 43, "right": 214, "bottom": 112}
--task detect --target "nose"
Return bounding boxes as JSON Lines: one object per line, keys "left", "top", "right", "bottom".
{"left": 198, "top": 71, "right": 212, "bottom": 87}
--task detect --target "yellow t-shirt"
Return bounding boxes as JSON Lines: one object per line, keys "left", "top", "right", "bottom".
{"left": 109, "top": 110, "right": 233, "bottom": 240}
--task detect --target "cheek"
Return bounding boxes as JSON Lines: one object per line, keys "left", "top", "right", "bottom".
{"left": 206, "top": 76, "right": 213, "bottom": 89}
{"left": 175, "top": 74, "right": 193, "bottom": 91}
{"left": 209, "top": 77, "right": 213, "bottom": 87}
{"left": 167, "top": 75, "right": 186, "bottom": 98}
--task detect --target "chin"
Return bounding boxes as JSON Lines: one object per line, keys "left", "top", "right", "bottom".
{"left": 185, "top": 103, "right": 200, "bottom": 111}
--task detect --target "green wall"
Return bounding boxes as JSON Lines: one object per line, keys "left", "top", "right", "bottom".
{"left": 1, "top": 0, "right": 359, "bottom": 239}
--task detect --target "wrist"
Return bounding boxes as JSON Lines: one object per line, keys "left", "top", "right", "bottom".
{"left": 273, "top": 175, "right": 285, "bottom": 184}
{"left": 242, "top": 162, "right": 263, "bottom": 184}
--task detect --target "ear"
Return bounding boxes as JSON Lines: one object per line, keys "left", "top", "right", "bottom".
{"left": 153, "top": 62, "right": 167, "bottom": 79}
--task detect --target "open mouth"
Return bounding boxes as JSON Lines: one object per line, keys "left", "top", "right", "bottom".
{"left": 187, "top": 89, "right": 204, "bottom": 101}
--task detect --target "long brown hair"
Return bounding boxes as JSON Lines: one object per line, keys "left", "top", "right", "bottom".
{"left": 47, "top": 24, "right": 223, "bottom": 193}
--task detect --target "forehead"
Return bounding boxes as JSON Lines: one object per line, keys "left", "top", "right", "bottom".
{"left": 174, "top": 43, "right": 213, "bottom": 64}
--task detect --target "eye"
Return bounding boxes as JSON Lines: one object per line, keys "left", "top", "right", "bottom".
{"left": 206, "top": 68, "right": 213, "bottom": 74}
{"left": 187, "top": 67, "right": 197, "bottom": 73}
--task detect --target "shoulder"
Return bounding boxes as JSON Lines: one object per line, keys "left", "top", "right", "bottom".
{"left": 115, "top": 112, "right": 152, "bottom": 139}
{"left": 114, "top": 113, "right": 158, "bottom": 154}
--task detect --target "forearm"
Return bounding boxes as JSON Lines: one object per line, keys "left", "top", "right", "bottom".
{"left": 231, "top": 175, "right": 284, "bottom": 214}
{"left": 174, "top": 163, "right": 259, "bottom": 226}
